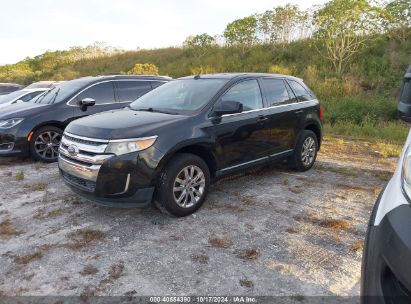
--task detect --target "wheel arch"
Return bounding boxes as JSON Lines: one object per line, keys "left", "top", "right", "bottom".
{"left": 157, "top": 144, "right": 218, "bottom": 180}
{"left": 28, "top": 121, "right": 65, "bottom": 141}
{"left": 304, "top": 122, "right": 322, "bottom": 150}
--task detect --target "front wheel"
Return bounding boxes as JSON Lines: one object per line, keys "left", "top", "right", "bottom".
{"left": 29, "top": 126, "right": 63, "bottom": 163}
{"left": 154, "top": 153, "right": 210, "bottom": 217}
{"left": 289, "top": 130, "right": 318, "bottom": 172}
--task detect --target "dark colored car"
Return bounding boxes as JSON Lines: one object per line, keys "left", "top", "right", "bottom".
{"left": 0, "top": 83, "right": 23, "bottom": 95}
{"left": 0, "top": 75, "right": 170, "bottom": 162}
{"left": 361, "top": 66, "right": 411, "bottom": 303}
{"left": 59, "top": 73, "right": 323, "bottom": 217}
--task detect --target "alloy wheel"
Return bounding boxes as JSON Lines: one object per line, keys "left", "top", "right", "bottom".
{"left": 301, "top": 136, "right": 316, "bottom": 167}
{"left": 173, "top": 165, "right": 206, "bottom": 208}
{"left": 34, "top": 131, "right": 62, "bottom": 160}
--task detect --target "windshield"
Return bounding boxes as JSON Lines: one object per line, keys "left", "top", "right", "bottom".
{"left": 129, "top": 78, "right": 228, "bottom": 114}
{"left": 0, "top": 90, "right": 26, "bottom": 104}
{"left": 31, "top": 79, "right": 86, "bottom": 104}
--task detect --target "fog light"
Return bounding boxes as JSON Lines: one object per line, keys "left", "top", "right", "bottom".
{"left": 0, "top": 142, "right": 14, "bottom": 151}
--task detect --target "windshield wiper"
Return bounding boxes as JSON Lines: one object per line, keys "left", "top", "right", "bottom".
{"left": 50, "top": 88, "right": 60, "bottom": 104}
{"left": 133, "top": 107, "right": 177, "bottom": 115}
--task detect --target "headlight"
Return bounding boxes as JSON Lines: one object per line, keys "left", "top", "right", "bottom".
{"left": 0, "top": 118, "right": 24, "bottom": 129}
{"left": 105, "top": 136, "right": 157, "bottom": 155}
{"left": 402, "top": 144, "right": 411, "bottom": 201}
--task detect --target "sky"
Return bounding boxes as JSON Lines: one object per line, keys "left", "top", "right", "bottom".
{"left": 0, "top": 0, "right": 329, "bottom": 65}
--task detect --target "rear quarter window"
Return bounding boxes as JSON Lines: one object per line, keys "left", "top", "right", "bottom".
{"left": 400, "top": 78, "right": 411, "bottom": 104}
{"left": 260, "top": 78, "right": 293, "bottom": 106}
{"left": 288, "top": 80, "right": 315, "bottom": 101}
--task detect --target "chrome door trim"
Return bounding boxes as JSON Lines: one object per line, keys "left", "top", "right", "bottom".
{"left": 220, "top": 149, "right": 293, "bottom": 172}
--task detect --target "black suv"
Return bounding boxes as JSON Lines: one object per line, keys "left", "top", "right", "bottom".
{"left": 0, "top": 75, "right": 170, "bottom": 162}
{"left": 59, "top": 73, "right": 322, "bottom": 216}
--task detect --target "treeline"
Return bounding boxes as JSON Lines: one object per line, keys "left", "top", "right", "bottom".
{"left": 0, "top": 0, "right": 410, "bottom": 141}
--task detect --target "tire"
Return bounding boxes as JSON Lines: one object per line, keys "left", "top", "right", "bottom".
{"left": 289, "top": 130, "right": 318, "bottom": 172}
{"left": 29, "top": 126, "right": 63, "bottom": 163}
{"left": 154, "top": 153, "right": 210, "bottom": 217}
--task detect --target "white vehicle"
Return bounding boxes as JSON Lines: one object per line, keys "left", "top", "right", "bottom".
{"left": 0, "top": 88, "right": 49, "bottom": 108}
{"left": 361, "top": 66, "right": 411, "bottom": 302}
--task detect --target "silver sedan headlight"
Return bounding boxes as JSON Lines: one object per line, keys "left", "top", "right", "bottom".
{"left": 105, "top": 136, "right": 158, "bottom": 156}
{"left": 0, "top": 118, "right": 24, "bottom": 129}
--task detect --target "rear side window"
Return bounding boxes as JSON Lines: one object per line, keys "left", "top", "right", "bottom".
{"left": 20, "top": 91, "right": 43, "bottom": 102}
{"left": 260, "top": 78, "right": 292, "bottom": 106}
{"left": 400, "top": 78, "right": 411, "bottom": 104}
{"left": 221, "top": 80, "right": 263, "bottom": 111}
{"left": 116, "top": 81, "right": 152, "bottom": 102}
{"left": 77, "top": 82, "right": 115, "bottom": 104}
{"left": 151, "top": 81, "right": 166, "bottom": 89}
{"left": 288, "top": 80, "right": 313, "bottom": 101}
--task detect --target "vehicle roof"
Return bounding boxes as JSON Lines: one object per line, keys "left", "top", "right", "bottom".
{"left": 80, "top": 74, "right": 171, "bottom": 82}
{"left": 0, "top": 83, "right": 23, "bottom": 87}
{"left": 178, "top": 73, "right": 302, "bottom": 81}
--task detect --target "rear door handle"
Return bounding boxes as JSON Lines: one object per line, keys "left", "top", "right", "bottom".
{"left": 295, "top": 110, "right": 303, "bottom": 114}
{"left": 258, "top": 115, "right": 268, "bottom": 122}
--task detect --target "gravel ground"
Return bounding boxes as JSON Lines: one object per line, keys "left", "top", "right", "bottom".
{"left": 0, "top": 138, "right": 399, "bottom": 296}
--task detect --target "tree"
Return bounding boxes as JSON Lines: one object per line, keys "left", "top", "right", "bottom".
{"left": 224, "top": 16, "right": 258, "bottom": 53}
{"left": 183, "top": 33, "right": 217, "bottom": 57}
{"left": 258, "top": 4, "right": 307, "bottom": 45}
{"left": 313, "top": 0, "right": 385, "bottom": 76}
{"left": 385, "top": 0, "right": 411, "bottom": 40}
{"left": 127, "top": 63, "right": 159, "bottom": 75}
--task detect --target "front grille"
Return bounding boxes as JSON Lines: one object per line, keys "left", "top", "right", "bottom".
{"left": 60, "top": 170, "right": 96, "bottom": 192}
{"left": 63, "top": 134, "right": 107, "bottom": 146}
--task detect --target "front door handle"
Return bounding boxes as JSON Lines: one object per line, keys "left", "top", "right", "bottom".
{"left": 295, "top": 110, "right": 303, "bottom": 115}
{"left": 258, "top": 115, "right": 268, "bottom": 122}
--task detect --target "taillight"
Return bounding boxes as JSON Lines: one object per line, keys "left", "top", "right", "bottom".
{"left": 319, "top": 105, "right": 324, "bottom": 122}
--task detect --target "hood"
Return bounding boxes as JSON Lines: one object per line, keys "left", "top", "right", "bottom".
{"left": 0, "top": 102, "right": 50, "bottom": 119}
{"left": 65, "top": 108, "right": 188, "bottom": 139}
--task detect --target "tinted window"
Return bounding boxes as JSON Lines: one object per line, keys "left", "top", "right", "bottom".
{"left": 130, "top": 79, "right": 228, "bottom": 115}
{"left": 400, "top": 79, "right": 411, "bottom": 104}
{"left": 19, "top": 91, "right": 44, "bottom": 102}
{"left": 151, "top": 81, "right": 165, "bottom": 89}
{"left": 260, "top": 78, "right": 292, "bottom": 106}
{"left": 288, "top": 80, "right": 313, "bottom": 101}
{"left": 77, "top": 82, "right": 115, "bottom": 104}
{"left": 221, "top": 80, "right": 263, "bottom": 111}
{"left": 116, "top": 81, "right": 152, "bottom": 102}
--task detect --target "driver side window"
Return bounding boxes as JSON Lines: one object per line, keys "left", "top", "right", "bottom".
{"left": 221, "top": 80, "right": 263, "bottom": 111}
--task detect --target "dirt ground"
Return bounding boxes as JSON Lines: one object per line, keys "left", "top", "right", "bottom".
{"left": 0, "top": 137, "right": 400, "bottom": 296}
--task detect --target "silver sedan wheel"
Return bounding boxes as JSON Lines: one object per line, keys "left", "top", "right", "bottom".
{"left": 173, "top": 165, "right": 206, "bottom": 208}
{"left": 34, "top": 131, "right": 61, "bottom": 160}
{"left": 301, "top": 136, "right": 316, "bottom": 167}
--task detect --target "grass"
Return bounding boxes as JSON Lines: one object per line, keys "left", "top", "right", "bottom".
{"left": 67, "top": 228, "right": 105, "bottom": 250}
{"left": 15, "top": 171, "right": 24, "bottom": 181}
{"left": 350, "top": 240, "right": 364, "bottom": 253}
{"left": 235, "top": 249, "right": 259, "bottom": 261}
{"left": 191, "top": 254, "right": 209, "bottom": 264}
{"left": 208, "top": 236, "right": 233, "bottom": 249}
{"left": 0, "top": 219, "right": 22, "bottom": 237}
{"left": 14, "top": 251, "right": 43, "bottom": 265}
{"left": 239, "top": 279, "right": 254, "bottom": 288}
{"left": 79, "top": 265, "right": 99, "bottom": 276}
{"left": 28, "top": 183, "right": 48, "bottom": 191}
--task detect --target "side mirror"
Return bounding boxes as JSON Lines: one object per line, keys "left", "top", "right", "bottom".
{"left": 398, "top": 66, "right": 411, "bottom": 123}
{"left": 213, "top": 100, "right": 243, "bottom": 116}
{"left": 79, "top": 98, "right": 96, "bottom": 111}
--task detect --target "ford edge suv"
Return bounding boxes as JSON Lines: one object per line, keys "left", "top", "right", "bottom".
{"left": 59, "top": 73, "right": 323, "bottom": 216}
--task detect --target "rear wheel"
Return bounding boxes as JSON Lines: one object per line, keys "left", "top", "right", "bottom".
{"left": 289, "top": 130, "right": 318, "bottom": 172}
{"left": 154, "top": 153, "right": 210, "bottom": 217}
{"left": 29, "top": 126, "right": 62, "bottom": 163}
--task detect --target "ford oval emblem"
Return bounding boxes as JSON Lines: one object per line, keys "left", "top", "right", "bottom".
{"left": 67, "top": 144, "right": 79, "bottom": 156}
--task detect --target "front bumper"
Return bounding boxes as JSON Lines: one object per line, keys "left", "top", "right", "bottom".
{"left": 362, "top": 187, "right": 411, "bottom": 303}
{"left": 0, "top": 126, "right": 29, "bottom": 156}
{"left": 58, "top": 132, "right": 164, "bottom": 208}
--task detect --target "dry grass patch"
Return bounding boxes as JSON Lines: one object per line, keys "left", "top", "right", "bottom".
{"left": 374, "top": 143, "right": 402, "bottom": 158}
{"left": 318, "top": 219, "right": 351, "bottom": 231}
{"left": 101, "top": 262, "right": 125, "bottom": 284}
{"left": 14, "top": 251, "right": 43, "bottom": 265}
{"left": 80, "top": 265, "right": 99, "bottom": 276}
{"left": 285, "top": 227, "right": 300, "bottom": 234}
{"left": 28, "top": 183, "right": 48, "bottom": 191}
{"left": 191, "top": 254, "right": 209, "bottom": 264}
{"left": 350, "top": 240, "right": 364, "bottom": 253}
{"left": 239, "top": 279, "right": 254, "bottom": 288}
{"left": 208, "top": 236, "right": 233, "bottom": 249}
{"left": 15, "top": 171, "right": 24, "bottom": 181}
{"left": 33, "top": 208, "right": 64, "bottom": 219}
{"left": 67, "top": 228, "right": 105, "bottom": 250}
{"left": 235, "top": 249, "right": 259, "bottom": 261}
{"left": 0, "top": 219, "right": 22, "bottom": 237}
